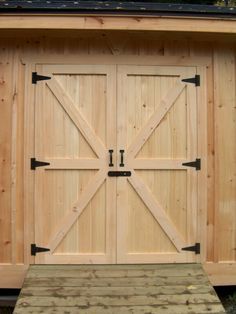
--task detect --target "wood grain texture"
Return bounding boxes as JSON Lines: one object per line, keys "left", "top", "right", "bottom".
{"left": 117, "top": 65, "right": 200, "bottom": 263}
{"left": 0, "top": 265, "right": 28, "bottom": 288}
{"left": 14, "top": 264, "right": 225, "bottom": 314}
{"left": 214, "top": 45, "right": 236, "bottom": 263}
{"left": 0, "top": 33, "right": 235, "bottom": 287}
{"left": 189, "top": 42, "right": 215, "bottom": 263}
{"left": 13, "top": 305, "right": 226, "bottom": 314}
{"left": 0, "top": 41, "right": 13, "bottom": 263}
{"left": 0, "top": 15, "right": 236, "bottom": 34}
{"left": 33, "top": 64, "right": 116, "bottom": 264}
{"left": 128, "top": 172, "right": 185, "bottom": 251}
{"left": 46, "top": 76, "right": 106, "bottom": 158}
{"left": 13, "top": 48, "right": 25, "bottom": 264}
{"left": 203, "top": 263, "right": 236, "bottom": 286}
{"left": 23, "top": 63, "right": 36, "bottom": 265}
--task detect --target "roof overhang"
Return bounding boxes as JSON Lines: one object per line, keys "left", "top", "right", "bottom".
{"left": 0, "top": 14, "right": 236, "bottom": 34}
{"left": 0, "top": 2, "right": 236, "bottom": 34}
{"left": 1, "top": 1, "right": 236, "bottom": 17}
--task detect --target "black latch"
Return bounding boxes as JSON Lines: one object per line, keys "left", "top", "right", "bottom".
{"left": 182, "top": 158, "right": 201, "bottom": 171}
{"left": 182, "top": 243, "right": 200, "bottom": 254}
{"left": 32, "top": 72, "right": 51, "bottom": 84}
{"left": 31, "top": 244, "right": 50, "bottom": 256}
{"left": 108, "top": 171, "right": 131, "bottom": 177}
{"left": 119, "top": 150, "right": 125, "bottom": 167}
{"left": 31, "top": 158, "right": 50, "bottom": 170}
{"left": 109, "top": 150, "right": 114, "bottom": 167}
{"left": 182, "top": 75, "right": 200, "bottom": 86}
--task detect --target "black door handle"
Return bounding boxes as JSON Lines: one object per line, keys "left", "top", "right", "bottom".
{"left": 109, "top": 150, "right": 114, "bottom": 167}
{"left": 120, "top": 150, "right": 124, "bottom": 167}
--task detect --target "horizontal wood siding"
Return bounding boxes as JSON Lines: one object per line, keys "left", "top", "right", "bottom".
{"left": 0, "top": 32, "right": 235, "bottom": 286}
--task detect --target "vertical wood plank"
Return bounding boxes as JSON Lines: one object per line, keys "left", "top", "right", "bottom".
{"left": 116, "top": 66, "right": 128, "bottom": 263}
{"left": 105, "top": 65, "right": 117, "bottom": 263}
{"left": 206, "top": 61, "right": 216, "bottom": 263}
{"left": 196, "top": 66, "right": 208, "bottom": 263}
{"left": 0, "top": 41, "right": 13, "bottom": 263}
{"left": 214, "top": 44, "right": 236, "bottom": 262}
{"left": 15, "top": 49, "right": 25, "bottom": 264}
{"left": 190, "top": 42, "right": 215, "bottom": 262}
{"left": 24, "top": 62, "right": 36, "bottom": 265}
{"left": 185, "top": 66, "right": 198, "bottom": 262}
{"left": 164, "top": 39, "right": 190, "bottom": 57}
{"left": 88, "top": 35, "right": 112, "bottom": 54}
{"left": 64, "top": 37, "right": 89, "bottom": 55}
{"left": 11, "top": 42, "right": 18, "bottom": 265}
{"left": 11, "top": 42, "right": 26, "bottom": 264}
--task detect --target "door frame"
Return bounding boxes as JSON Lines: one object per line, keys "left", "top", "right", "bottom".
{"left": 23, "top": 55, "right": 208, "bottom": 265}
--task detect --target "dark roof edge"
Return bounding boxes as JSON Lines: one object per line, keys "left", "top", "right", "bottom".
{"left": 0, "top": 2, "right": 236, "bottom": 17}
{"left": 2, "top": 11, "right": 236, "bottom": 20}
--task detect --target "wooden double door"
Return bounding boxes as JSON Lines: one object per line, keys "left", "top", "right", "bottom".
{"left": 33, "top": 63, "right": 200, "bottom": 264}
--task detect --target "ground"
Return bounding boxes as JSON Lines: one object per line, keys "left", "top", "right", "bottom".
{"left": 215, "top": 286, "right": 236, "bottom": 314}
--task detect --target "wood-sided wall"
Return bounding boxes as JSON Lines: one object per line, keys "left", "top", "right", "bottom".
{"left": 0, "top": 30, "right": 235, "bottom": 287}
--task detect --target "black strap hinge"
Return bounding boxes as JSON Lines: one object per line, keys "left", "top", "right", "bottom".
{"left": 182, "top": 243, "right": 200, "bottom": 254}
{"left": 182, "top": 158, "right": 201, "bottom": 171}
{"left": 31, "top": 158, "right": 50, "bottom": 170}
{"left": 31, "top": 244, "right": 50, "bottom": 256}
{"left": 182, "top": 75, "right": 200, "bottom": 86}
{"left": 108, "top": 171, "right": 131, "bottom": 177}
{"left": 32, "top": 72, "right": 51, "bottom": 84}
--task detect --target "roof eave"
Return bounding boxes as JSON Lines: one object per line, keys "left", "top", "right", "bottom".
{"left": 0, "top": 2, "right": 236, "bottom": 17}
{"left": 0, "top": 14, "right": 236, "bottom": 35}
{"left": 1, "top": 8, "right": 236, "bottom": 19}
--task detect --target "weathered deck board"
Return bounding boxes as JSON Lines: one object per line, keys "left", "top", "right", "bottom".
{"left": 26, "top": 268, "right": 204, "bottom": 278}
{"left": 21, "top": 285, "right": 214, "bottom": 296}
{"left": 22, "top": 276, "right": 210, "bottom": 287}
{"left": 14, "top": 264, "right": 225, "bottom": 314}
{"left": 14, "top": 304, "right": 225, "bottom": 314}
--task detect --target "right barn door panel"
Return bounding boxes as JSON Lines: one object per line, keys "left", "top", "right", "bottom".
{"left": 117, "top": 65, "right": 199, "bottom": 263}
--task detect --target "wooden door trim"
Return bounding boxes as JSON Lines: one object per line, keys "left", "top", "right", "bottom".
{"left": 21, "top": 55, "right": 211, "bottom": 67}
{"left": 196, "top": 66, "right": 208, "bottom": 263}
{"left": 24, "top": 63, "right": 36, "bottom": 265}
{"left": 130, "top": 159, "right": 190, "bottom": 170}
{"left": 45, "top": 158, "right": 103, "bottom": 169}
{"left": 118, "top": 253, "right": 196, "bottom": 263}
{"left": 43, "top": 253, "right": 114, "bottom": 264}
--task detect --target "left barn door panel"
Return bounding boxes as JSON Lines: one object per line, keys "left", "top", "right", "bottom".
{"left": 34, "top": 64, "right": 116, "bottom": 264}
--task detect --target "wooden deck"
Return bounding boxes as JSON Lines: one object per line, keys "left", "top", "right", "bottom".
{"left": 14, "top": 264, "right": 225, "bottom": 314}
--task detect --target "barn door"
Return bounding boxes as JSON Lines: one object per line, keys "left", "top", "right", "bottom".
{"left": 117, "top": 65, "right": 199, "bottom": 263}
{"left": 33, "top": 64, "right": 116, "bottom": 264}
{"left": 32, "top": 63, "right": 201, "bottom": 264}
